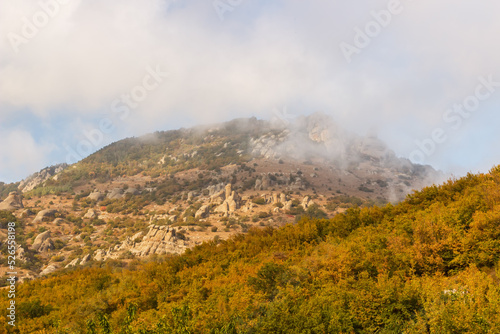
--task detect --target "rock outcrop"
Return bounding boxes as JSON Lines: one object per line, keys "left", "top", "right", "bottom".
{"left": 84, "top": 209, "right": 98, "bottom": 219}
{"left": 40, "top": 264, "right": 58, "bottom": 276}
{"left": 119, "top": 225, "right": 188, "bottom": 256}
{"left": 18, "top": 163, "right": 68, "bottom": 193}
{"left": 80, "top": 254, "right": 91, "bottom": 265}
{"left": 195, "top": 205, "right": 210, "bottom": 219}
{"left": 32, "top": 209, "right": 57, "bottom": 224}
{"left": 88, "top": 190, "right": 105, "bottom": 201}
{"left": 0, "top": 192, "right": 24, "bottom": 211}
{"left": 32, "top": 231, "right": 52, "bottom": 252}
{"left": 65, "top": 258, "right": 79, "bottom": 268}
{"left": 215, "top": 184, "right": 240, "bottom": 216}
{"left": 107, "top": 188, "right": 125, "bottom": 199}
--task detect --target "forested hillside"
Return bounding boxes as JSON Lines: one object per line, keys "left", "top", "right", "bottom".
{"left": 3, "top": 166, "right": 500, "bottom": 333}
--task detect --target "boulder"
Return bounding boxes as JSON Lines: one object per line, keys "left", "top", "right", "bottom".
{"left": 107, "top": 188, "right": 124, "bottom": 199}
{"left": 84, "top": 209, "right": 98, "bottom": 219}
{"left": 301, "top": 196, "right": 310, "bottom": 210}
{"left": 272, "top": 193, "right": 279, "bottom": 204}
{"left": 32, "top": 209, "right": 57, "bottom": 224}
{"left": 38, "top": 238, "right": 54, "bottom": 252}
{"left": 65, "top": 258, "right": 79, "bottom": 268}
{"left": 88, "top": 190, "right": 105, "bottom": 201}
{"left": 195, "top": 205, "right": 210, "bottom": 219}
{"left": 0, "top": 192, "right": 24, "bottom": 211}
{"left": 215, "top": 202, "right": 229, "bottom": 215}
{"left": 80, "top": 254, "right": 91, "bottom": 265}
{"left": 17, "top": 247, "right": 26, "bottom": 261}
{"left": 284, "top": 200, "right": 293, "bottom": 211}
{"left": 94, "top": 249, "right": 106, "bottom": 261}
{"left": 53, "top": 218, "right": 65, "bottom": 225}
{"left": 40, "top": 264, "right": 58, "bottom": 276}
{"left": 21, "top": 209, "right": 34, "bottom": 217}
{"left": 124, "top": 188, "right": 140, "bottom": 195}
{"left": 280, "top": 193, "right": 286, "bottom": 204}
{"left": 131, "top": 231, "right": 143, "bottom": 242}
{"left": 32, "top": 231, "right": 51, "bottom": 251}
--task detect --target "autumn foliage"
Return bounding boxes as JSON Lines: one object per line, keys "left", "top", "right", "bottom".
{"left": 4, "top": 168, "right": 500, "bottom": 333}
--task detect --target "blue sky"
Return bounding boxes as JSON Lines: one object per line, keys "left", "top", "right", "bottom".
{"left": 1, "top": 0, "right": 500, "bottom": 183}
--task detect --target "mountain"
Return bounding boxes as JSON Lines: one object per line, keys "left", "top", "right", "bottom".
{"left": 2, "top": 160, "right": 500, "bottom": 332}
{"left": 0, "top": 114, "right": 444, "bottom": 285}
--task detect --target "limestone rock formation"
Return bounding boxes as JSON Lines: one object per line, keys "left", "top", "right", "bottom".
{"left": 124, "top": 188, "right": 140, "bottom": 195}
{"left": 93, "top": 249, "right": 112, "bottom": 261}
{"left": 40, "top": 264, "right": 58, "bottom": 276}
{"left": 107, "top": 188, "right": 125, "bottom": 199}
{"left": 0, "top": 192, "right": 24, "bottom": 211}
{"left": 65, "top": 258, "right": 79, "bottom": 268}
{"left": 38, "top": 238, "right": 54, "bottom": 252}
{"left": 17, "top": 246, "right": 26, "bottom": 261}
{"left": 32, "top": 209, "right": 57, "bottom": 224}
{"left": 84, "top": 209, "right": 98, "bottom": 219}
{"left": 88, "top": 190, "right": 105, "bottom": 201}
{"left": 32, "top": 231, "right": 52, "bottom": 251}
{"left": 195, "top": 205, "right": 210, "bottom": 219}
{"left": 18, "top": 163, "right": 68, "bottom": 193}
{"left": 126, "top": 225, "right": 188, "bottom": 256}
{"left": 80, "top": 254, "right": 91, "bottom": 265}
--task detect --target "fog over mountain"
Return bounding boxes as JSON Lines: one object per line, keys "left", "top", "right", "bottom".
{"left": 2, "top": 0, "right": 500, "bottom": 182}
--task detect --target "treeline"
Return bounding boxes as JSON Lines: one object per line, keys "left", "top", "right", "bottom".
{"left": 4, "top": 167, "right": 500, "bottom": 333}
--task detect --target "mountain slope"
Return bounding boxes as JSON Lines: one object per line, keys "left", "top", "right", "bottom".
{"left": 0, "top": 114, "right": 444, "bottom": 283}
{"left": 2, "top": 166, "right": 500, "bottom": 333}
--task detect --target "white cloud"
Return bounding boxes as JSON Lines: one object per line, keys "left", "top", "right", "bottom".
{"left": 0, "top": 129, "right": 54, "bottom": 182}
{"left": 1, "top": 0, "right": 500, "bottom": 181}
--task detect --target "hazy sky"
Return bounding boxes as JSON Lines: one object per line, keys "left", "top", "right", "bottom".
{"left": 1, "top": 0, "right": 500, "bottom": 183}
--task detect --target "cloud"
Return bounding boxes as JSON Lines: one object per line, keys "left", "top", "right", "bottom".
{"left": 0, "top": 129, "right": 54, "bottom": 182}
{"left": 1, "top": 0, "right": 500, "bottom": 182}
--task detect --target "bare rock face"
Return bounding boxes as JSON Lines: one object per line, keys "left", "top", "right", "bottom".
{"left": 53, "top": 218, "right": 65, "bottom": 225}
{"left": 84, "top": 209, "right": 98, "bottom": 219}
{"left": 88, "top": 190, "right": 105, "bottom": 201}
{"left": 18, "top": 163, "right": 68, "bottom": 193}
{"left": 301, "top": 196, "right": 311, "bottom": 210}
{"left": 195, "top": 205, "right": 210, "bottom": 219}
{"left": 40, "top": 264, "right": 58, "bottom": 276}
{"left": 214, "top": 184, "right": 240, "bottom": 215}
{"left": 127, "top": 225, "right": 188, "bottom": 256}
{"left": 0, "top": 192, "right": 24, "bottom": 211}
{"left": 17, "top": 247, "right": 26, "bottom": 261}
{"left": 32, "top": 231, "right": 51, "bottom": 251}
{"left": 32, "top": 209, "right": 58, "bottom": 224}
{"left": 65, "top": 258, "right": 79, "bottom": 268}
{"left": 215, "top": 202, "right": 229, "bottom": 215}
{"left": 94, "top": 249, "right": 107, "bottom": 261}
{"left": 280, "top": 193, "right": 287, "bottom": 204}
{"left": 38, "top": 238, "right": 54, "bottom": 252}
{"left": 80, "top": 254, "right": 91, "bottom": 265}
{"left": 107, "top": 188, "right": 124, "bottom": 199}
{"left": 124, "top": 188, "right": 140, "bottom": 195}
